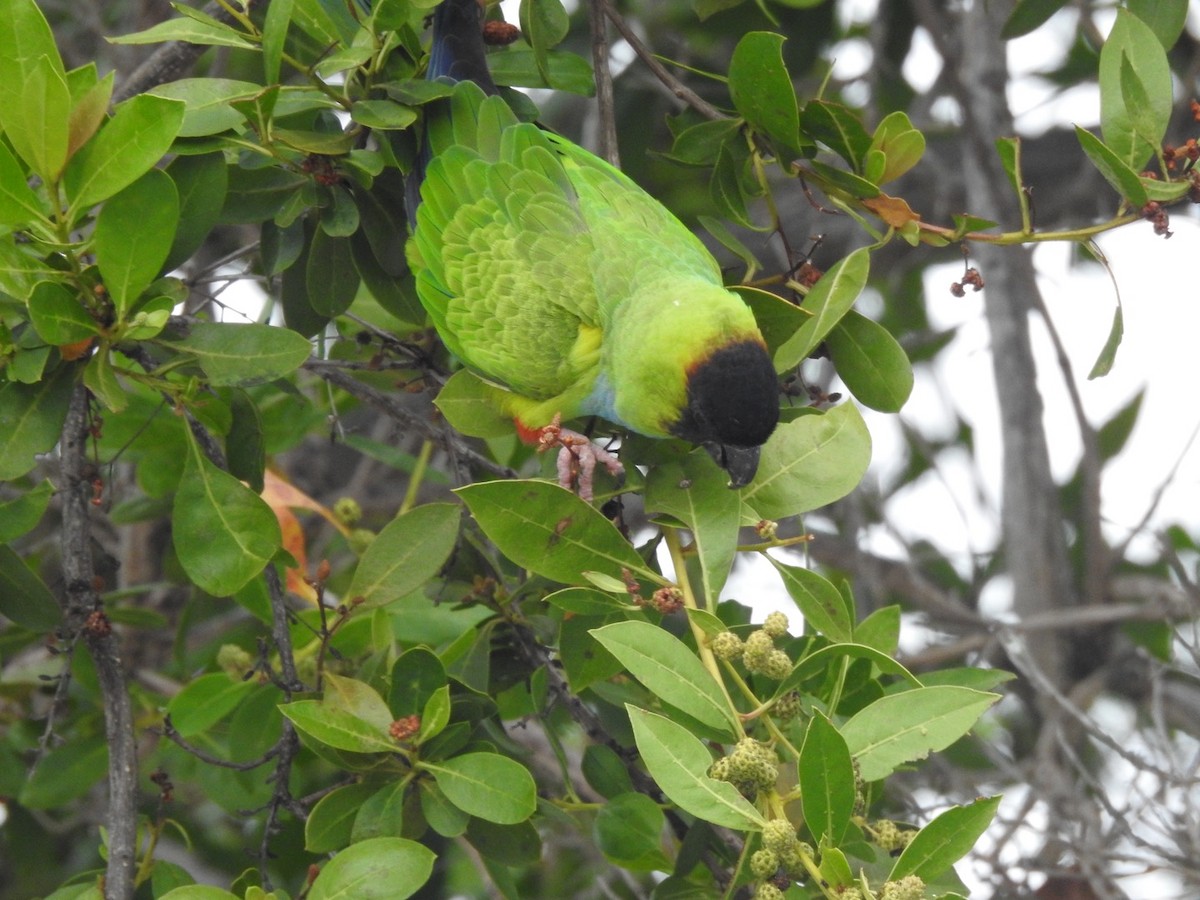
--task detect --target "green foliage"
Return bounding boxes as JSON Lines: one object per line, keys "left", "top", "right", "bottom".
{"left": 0, "top": 0, "right": 1191, "bottom": 897}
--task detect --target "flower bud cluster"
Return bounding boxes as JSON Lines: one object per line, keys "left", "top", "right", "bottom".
{"left": 742, "top": 627, "right": 792, "bottom": 680}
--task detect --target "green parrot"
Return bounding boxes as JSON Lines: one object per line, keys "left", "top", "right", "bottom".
{"left": 407, "top": 0, "right": 780, "bottom": 497}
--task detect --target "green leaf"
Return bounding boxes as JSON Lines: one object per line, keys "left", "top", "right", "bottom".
{"left": 67, "top": 70, "right": 114, "bottom": 160}
{"left": 108, "top": 16, "right": 256, "bottom": 49}
{"left": 456, "top": 479, "right": 659, "bottom": 586}
{"left": 855, "top": 604, "right": 900, "bottom": 655}
{"left": 799, "top": 713, "right": 855, "bottom": 844}
{"left": 1118, "top": 54, "right": 1163, "bottom": 154}
{"left": 306, "top": 783, "right": 378, "bottom": 853}
{"left": 163, "top": 322, "right": 312, "bottom": 386}
{"left": 645, "top": 454, "right": 741, "bottom": 605}
{"left": 0, "top": 0, "right": 68, "bottom": 180}
{"left": 350, "top": 100, "right": 418, "bottom": 131}
{"left": 307, "top": 838, "right": 435, "bottom": 900}
{"left": 826, "top": 310, "right": 914, "bottom": 412}
{"left": 582, "top": 744, "right": 635, "bottom": 800}
{"left": 741, "top": 402, "right": 872, "bottom": 520}
{"left": 165, "top": 153, "right": 229, "bottom": 271}
{"left": 165, "top": 672, "right": 255, "bottom": 737}
{"left": 149, "top": 78, "right": 262, "bottom": 138}
{"left": 1098, "top": 9, "right": 1172, "bottom": 171}
{"left": 767, "top": 559, "right": 853, "bottom": 643}
{"left": 1075, "top": 126, "right": 1150, "bottom": 205}
{"left": 520, "top": 0, "right": 570, "bottom": 87}
{"left": 172, "top": 433, "right": 281, "bottom": 596}
{"left": 422, "top": 753, "right": 538, "bottom": 824}
{"left": 1096, "top": 389, "right": 1143, "bottom": 462}
{"left": 27, "top": 280, "right": 100, "bottom": 345}
{"left": 388, "top": 647, "right": 448, "bottom": 719}
{"left": 729, "top": 32, "right": 801, "bottom": 158}
{"left": 466, "top": 818, "right": 543, "bottom": 866}
{"left": 0, "top": 363, "right": 77, "bottom": 481}
{"left": 159, "top": 887, "right": 239, "bottom": 900}
{"left": 347, "top": 503, "right": 460, "bottom": 609}
{"left": 94, "top": 169, "right": 179, "bottom": 316}
{"left": 626, "top": 706, "right": 765, "bottom": 831}
{"left": 890, "top": 795, "right": 1001, "bottom": 882}
{"left": 488, "top": 47, "right": 595, "bottom": 96}
{"left": 434, "top": 370, "right": 514, "bottom": 438}
{"left": 0, "top": 479, "right": 53, "bottom": 542}
{"left": 591, "top": 620, "right": 738, "bottom": 737}
{"left": 781, "top": 642, "right": 921, "bottom": 694}
{"left": 595, "top": 793, "right": 671, "bottom": 871}
{"left": 159, "top": 887, "right": 238, "bottom": 900}
{"left": 279, "top": 700, "right": 397, "bottom": 753}
{"left": 64, "top": 94, "right": 185, "bottom": 213}
{"left": 323, "top": 672, "right": 395, "bottom": 732}
{"left": 261, "top": 0, "right": 294, "bottom": 83}
{"left": 1127, "top": 0, "right": 1188, "bottom": 50}
{"left": 306, "top": 230, "right": 360, "bottom": 317}
{"left": 1001, "top": 0, "right": 1068, "bottom": 39}
{"left": 18, "top": 735, "right": 107, "bottom": 808}
{"left": 16, "top": 56, "right": 71, "bottom": 180}
{"left": 866, "top": 111, "right": 925, "bottom": 184}
{"left": 1088, "top": 289, "right": 1124, "bottom": 380}
{"left": 0, "top": 542, "right": 61, "bottom": 630}
{"left": 774, "top": 247, "right": 870, "bottom": 371}
{"left": 841, "top": 686, "right": 1000, "bottom": 781}
{"left": 0, "top": 139, "right": 46, "bottom": 226}
{"left": 801, "top": 100, "right": 872, "bottom": 171}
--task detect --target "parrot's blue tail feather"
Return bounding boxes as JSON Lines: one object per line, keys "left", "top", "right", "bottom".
{"left": 406, "top": 0, "right": 498, "bottom": 226}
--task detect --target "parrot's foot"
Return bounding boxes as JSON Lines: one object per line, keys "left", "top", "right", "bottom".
{"left": 536, "top": 414, "right": 624, "bottom": 502}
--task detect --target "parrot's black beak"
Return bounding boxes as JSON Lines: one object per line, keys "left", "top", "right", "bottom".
{"left": 704, "top": 442, "right": 761, "bottom": 489}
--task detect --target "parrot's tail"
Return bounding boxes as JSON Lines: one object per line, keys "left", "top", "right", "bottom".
{"left": 427, "top": 0, "right": 499, "bottom": 92}
{"left": 406, "top": 0, "right": 500, "bottom": 227}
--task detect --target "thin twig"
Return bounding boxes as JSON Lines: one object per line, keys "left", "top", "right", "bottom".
{"left": 597, "top": 0, "right": 725, "bottom": 120}
{"left": 587, "top": 0, "right": 620, "bottom": 167}
{"left": 60, "top": 385, "right": 139, "bottom": 900}
{"left": 309, "top": 362, "right": 518, "bottom": 480}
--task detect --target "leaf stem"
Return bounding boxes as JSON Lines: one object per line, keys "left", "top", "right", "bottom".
{"left": 664, "top": 527, "right": 743, "bottom": 736}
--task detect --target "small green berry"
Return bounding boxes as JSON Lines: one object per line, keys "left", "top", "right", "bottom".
{"left": 710, "top": 630, "right": 744, "bottom": 661}
{"left": 749, "top": 848, "right": 779, "bottom": 879}
{"left": 762, "top": 610, "right": 789, "bottom": 637}
{"left": 216, "top": 644, "right": 254, "bottom": 681}
{"left": 761, "top": 818, "right": 797, "bottom": 855}
{"left": 762, "top": 649, "right": 792, "bottom": 680}
{"left": 772, "top": 690, "right": 801, "bottom": 721}
{"left": 879, "top": 875, "right": 926, "bottom": 900}
{"left": 333, "top": 497, "right": 362, "bottom": 526}
{"left": 753, "top": 883, "right": 785, "bottom": 900}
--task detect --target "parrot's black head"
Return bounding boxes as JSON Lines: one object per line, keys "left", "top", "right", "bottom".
{"left": 671, "top": 341, "right": 780, "bottom": 488}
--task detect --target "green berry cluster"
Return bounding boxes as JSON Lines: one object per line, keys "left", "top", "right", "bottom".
{"left": 710, "top": 738, "right": 778, "bottom": 797}
{"left": 216, "top": 643, "right": 254, "bottom": 681}
{"left": 872, "top": 819, "right": 917, "bottom": 853}
{"left": 772, "top": 690, "right": 802, "bottom": 721}
{"left": 752, "top": 884, "right": 784, "bottom": 900}
{"left": 709, "top": 613, "right": 793, "bottom": 679}
{"left": 742, "top": 628, "right": 792, "bottom": 680}
{"left": 879, "top": 874, "right": 926, "bottom": 900}
{"left": 757, "top": 818, "right": 811, "bottom": 880}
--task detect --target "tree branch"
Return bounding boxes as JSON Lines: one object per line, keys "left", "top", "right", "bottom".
{"left": 60, "top": 385, "right": 138, "bottom": 900}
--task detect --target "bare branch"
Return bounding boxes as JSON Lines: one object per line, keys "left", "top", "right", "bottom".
{"left": 60, "top": 385, "right": 138, "bottom": 900}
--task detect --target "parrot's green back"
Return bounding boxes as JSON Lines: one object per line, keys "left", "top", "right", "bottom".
{"left": 408, "top": 82, "right": 768, "bottom": 439}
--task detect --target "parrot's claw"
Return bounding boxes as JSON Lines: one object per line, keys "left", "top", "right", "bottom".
{"left": 537, "top": 414, "right": 624, "bottom": 502}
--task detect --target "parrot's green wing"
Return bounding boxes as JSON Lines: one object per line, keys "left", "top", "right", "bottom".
{"left": 410, "top": 85, "right": 602, "bottom": 409}
{"left": 409, "top": 82, "right": 730, "bottom": 424}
